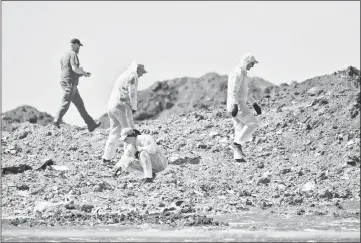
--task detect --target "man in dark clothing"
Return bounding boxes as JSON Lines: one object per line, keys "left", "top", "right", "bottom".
{"left": 54, "top": 38, "right": 101, "bottom": 132}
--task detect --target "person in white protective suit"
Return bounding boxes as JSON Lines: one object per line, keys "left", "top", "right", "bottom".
{"left": 102, "top": 61, "right": 147, "bottom": 164}
{"left": 112, "top": 128, "right": 168, "bottom": 183}
{"left": 227, "top": 53, "right": 262, "bottom": 162}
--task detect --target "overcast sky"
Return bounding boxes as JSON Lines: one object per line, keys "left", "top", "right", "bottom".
{"left": 2, "top": 1, "right": 360, "bottom": 125}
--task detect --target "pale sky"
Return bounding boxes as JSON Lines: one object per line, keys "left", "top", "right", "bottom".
{"left": 2, "top": 1, "right": 360, "bottom": 126}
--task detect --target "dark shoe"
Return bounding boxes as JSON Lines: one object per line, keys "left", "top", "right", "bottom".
{"left": 102, "top": 158, "right": 111, "bottom": 164}
{"left": 53, "top": 122, "right": 60, "bottom": 129}
{"left": 142, "top": 178, "right": 154, "bottom": 184}
{"left": 88, "top": 122, "right": 101, "bottom": 132}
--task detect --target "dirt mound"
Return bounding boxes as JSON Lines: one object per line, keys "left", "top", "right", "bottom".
{"left": 1, "top": 66, "right": 360, "bottom": 228}
{"left": 97, "top": 73, "right": 277, "bottom": 128}
{"left": 2, "top": 105, "right": 54, "bottom": 132}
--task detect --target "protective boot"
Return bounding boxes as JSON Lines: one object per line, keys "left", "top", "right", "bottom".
{"left": 229, "top": 143, "right": 246, "bottom": 162}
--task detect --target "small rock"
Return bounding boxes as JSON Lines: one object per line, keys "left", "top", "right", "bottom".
{"left": 319, "top": 98, "right": 329, "bottom": 105}
{"left": 194, "top": 114, "right": 205, "bottom": 121}
{"left": 307, "top": 87, "right": 321, "bottom": 96}
{"left": 281, "top": 168, "right": 291, "bottom": 174}
{"left": 174, "top": 200, "right": 185, "bottom": 207}
{"left": 197, "top": 144, "right": 207, "bottom": 149}
{"left": 277, "top": 184, "right": 286, "bottom": 191}
{"left": 258, "top": 172, "right": 271, "bottom": 184}
{"left": 257, "top": 162, "right": 264, "bottom": 169}
{"left": 69, "top": 190, "right": 76, "bottom": 195}
{"left": 51, "top": 165, "right": 70, "bottom": 171}
{"left": 93, "top": 185, "right": 103, "bottom": 192}
{"left": 209, "top": 131, "right": 220, "bottom": 138}
{"left": 47, "top": 192, "right": 55, "bottom": 199}
{"left": 296, "top": 208, "right": 305, "bottom": 215}
{"left": 301, "top": 181, "right": 316, "bottom": 193}
{"left": 346, "top": 156, "right": 359, "bottom": 166}
{"left": 162, "top": 207, "right": 176, "bottom": 213}
{"left": 18, "top": 131, "right": 28, "bottom": 139}
{"left": 156, "top": 138, "right": 163, "bottom": 144}
{"left": 318, "top": 171, "right": 328, "bottom": 180}
{"left": 204, "top": 206, "right": 213, "bottom": 212}
{"left": 219, "top": 137, "right": 229, "bottom": 145}
{"left": 260, "top": 200, "right": 273, "bottom": 208}
{"left": 293, "top": 196, "right": 303, "bottom": 204}
{"left": 69, "top": 145, "right": 78, "bottom": 151}
{"left": 318, "top": 188, "right": 333, "bottom": 199}
{"left": 246, "top": 199, "right": 253, "bottom": 206}
{"left": 248, "top": 226, "right": 257, "bottom": 231}
{"left": 80, "top": 204, "right": 94, "bottom": 212}
{"left": 17, "top": 185, "right": 30, "bottom": 191}
{"left": 64, "top": 203, "right": 77, "bottom": 210}
{"left": 34, "top": 201, "right": 56, "bottom": 213}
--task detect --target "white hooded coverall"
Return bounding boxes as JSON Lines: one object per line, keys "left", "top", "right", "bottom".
{"left": 115, "top": 134, "right": 168, "bottom": 178}
{"left": 227, "top": 54, "right": 259, "bottom": 145}
{"left": 103, "top": 61, "right": 139, "bottom": 161}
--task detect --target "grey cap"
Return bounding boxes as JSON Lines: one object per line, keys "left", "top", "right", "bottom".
{"left": 70, "top": 38, "right": 83, "bottom": 46}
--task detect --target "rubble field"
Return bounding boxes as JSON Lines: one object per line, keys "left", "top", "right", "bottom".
{"left": 1, "top": 67, "right": 360, "bottom": 228}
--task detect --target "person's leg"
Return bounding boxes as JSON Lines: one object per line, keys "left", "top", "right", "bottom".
{"left": 113, "top": 103, "right": 135, "bottom": 129}
{"left": 235, "top": 102, "right": 259, "bottom": 144}
{"left": 230, "top": 115, "right": 246, "bottom": 160}
{"left": 230, "top": 102, "right": 258, "bottom": 160}
{"left": 124, "top": 104, "right": 135, "bottom": 128}
{"left": 232, "top": 116, "right": 245, "bottom": 145}
{"left": 139, "top": 151, "right": 153, "bottom": 178}
{"left": 127, "top": 160, "right": 143, "bottom": 172}
{"left": 150, "top": 153, "right": 168, "bottom": 173}
{"left": 54, "top": 81, "right": 76, "bottom": 125}
{"left": 71, "top": 88, "right": 97, "bottom": 127}
{"left": 102, "top": 111, "right": 121, "bottom": 161}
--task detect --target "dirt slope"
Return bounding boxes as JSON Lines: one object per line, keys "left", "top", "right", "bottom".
{"left": 1, "top": 66, "right": 360, "bottom": 228}
{"left": 2, "top": 105, "right": 54, "bottom": 132}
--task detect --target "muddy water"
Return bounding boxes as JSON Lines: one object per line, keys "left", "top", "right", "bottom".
{"left": 2, "top": 212, "right": 360, "bottom": 242}
{"left": 212, "top": 211, "right": 360, "bottom": 231}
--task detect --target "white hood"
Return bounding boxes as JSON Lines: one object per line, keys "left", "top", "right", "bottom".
{"left": 126, "top": 60, "right": 138, "bottom": 76}
{"left": 238, "top": 53, "right": 258, "bottom": 70}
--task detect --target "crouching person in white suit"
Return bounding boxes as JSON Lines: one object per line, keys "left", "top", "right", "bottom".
{"left": 113, "top": 128, "right": 168, "bottom": 183}
{"left": 227, "top": 53, "right": 262, "bottom": 162}
{"left": 102, "top": 60, "right": 147, "bottom": 164}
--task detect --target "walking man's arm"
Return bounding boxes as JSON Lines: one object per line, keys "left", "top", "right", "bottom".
{"left": 70, "top": 52, "right": 90, "bottom": 76}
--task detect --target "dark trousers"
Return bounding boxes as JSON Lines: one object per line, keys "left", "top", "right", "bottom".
{"left": 55, "top": 80, "right": 95, "bottom": 126}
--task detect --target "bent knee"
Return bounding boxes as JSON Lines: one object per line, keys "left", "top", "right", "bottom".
{"left": 62, "top": 93, "right": 74, "bottom": 103}
{"left": 249, "top": 119, "right": 259, "bottom": 127}
{"left": 139, "top": 151, "right": 150, "bottom": 158}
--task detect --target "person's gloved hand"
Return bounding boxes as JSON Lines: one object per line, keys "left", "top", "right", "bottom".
{"left": 132, "top": 110, "right": 136, "bottom": 114}
{"left": 135, "top": 150, "right": 140, "bottom": 159}
{"left": 253, "top": 103, "right": 262, "bottom": 115}
{"left": 231, "top": 104, "right": 238, "bottom": 117}
{"left": 113, "top": 167, "right": 121, "bottom": 177}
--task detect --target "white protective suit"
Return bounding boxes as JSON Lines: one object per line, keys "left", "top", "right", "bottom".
{"left": 227, "top": 54, "right": 259, "bottom": 145}
{"left": 102, "top": 61, "right": 139, "bottom": 161}
{"left": 115, "top": 134, "right": 168, "bottom": 178}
